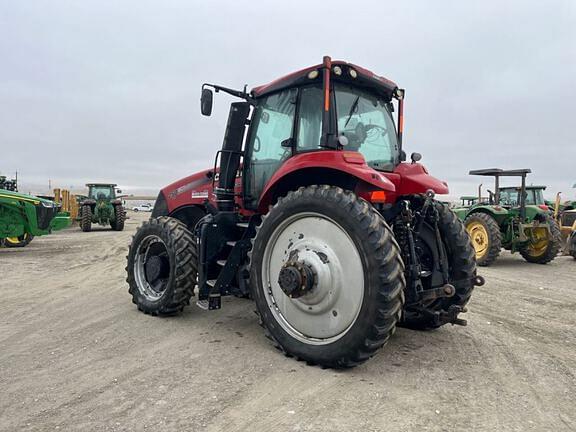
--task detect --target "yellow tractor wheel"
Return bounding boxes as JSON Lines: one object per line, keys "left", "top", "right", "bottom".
{"left": 464, "top": 213, "right": 502, "bottom": 266}
{"left": 3, "top": 233, "right": 34, "bottom": 248}
{"left": 520, "top": 218, "right": 561, "bottom": 264}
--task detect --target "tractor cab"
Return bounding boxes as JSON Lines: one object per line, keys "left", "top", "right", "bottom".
{"left": 86, "top": 183, "right": 120, "bottom": 202}
{"left": 498, "top": 185, "right": 547, "bottom": 208}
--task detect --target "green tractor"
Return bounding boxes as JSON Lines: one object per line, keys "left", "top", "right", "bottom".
{"left": 453, "top": 169, "right": 561, "bottom": 266}
{"left": 0, "top": 189, "right": 71, "bottom": 247}
{"left": 78, "top": 183, "right": 125, "bottom": 232}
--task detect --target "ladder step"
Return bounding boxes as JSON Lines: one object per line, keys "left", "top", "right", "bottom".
{"left": 237, "top": 222, "right": 249, "bottom": 228}
{"left": 226, "top": 240, "right": 237, "bottom": 247}
{"left": 207, "top": 279, "right": 217, "bottom": 287}
{"left": 196, "top": 300, "right": 209, "bottom": 310}
{"left": 216, "top": 260, "right": 226, "bottom": 267}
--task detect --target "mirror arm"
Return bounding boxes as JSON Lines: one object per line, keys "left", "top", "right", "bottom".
{"left": 202, "top": 83, "right": 254, "bottom": 103}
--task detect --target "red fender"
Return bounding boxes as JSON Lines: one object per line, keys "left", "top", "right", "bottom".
{"left": 257, "top": 151, "right": 396, "bottom": 211}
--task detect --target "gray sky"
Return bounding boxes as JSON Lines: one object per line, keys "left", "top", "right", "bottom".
{"left": 1, "top": 0, "right": 575, "bottom": 200}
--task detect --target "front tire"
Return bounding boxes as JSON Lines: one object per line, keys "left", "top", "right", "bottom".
{"left": 464, "top": 212, "right": 501, "bottom": 266}
{"left": 250, "top": 186, "right": 405, "bottom": 368}
{"left": 127, "top": 216, "right": 197, "bottom": 316}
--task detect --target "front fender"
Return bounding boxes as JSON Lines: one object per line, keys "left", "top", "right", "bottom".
{"left": 257, "top": 151, "right": 396, "bottom": 211}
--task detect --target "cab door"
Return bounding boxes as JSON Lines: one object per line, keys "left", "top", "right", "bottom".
{"left": 243, "top": 89, "right": 296, "bottom": 209}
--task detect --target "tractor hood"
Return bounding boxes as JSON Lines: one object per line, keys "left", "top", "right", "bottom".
{"left": 0, "top": 189, "right": 60, "bottom": 208}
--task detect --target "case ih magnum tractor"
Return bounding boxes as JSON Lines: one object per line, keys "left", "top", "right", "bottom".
{"left": 127, "top": 57, "right": 483, "bottom": 368}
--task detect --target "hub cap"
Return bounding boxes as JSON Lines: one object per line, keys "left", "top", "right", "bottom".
{"left": 134, "top": 235, "right": 171, "bottom": 301}
{"left": 261, "top": 212, "right": 364, "bottom": 345}
{"left": 467, "top": 221, "right": 489, "bottom": 259}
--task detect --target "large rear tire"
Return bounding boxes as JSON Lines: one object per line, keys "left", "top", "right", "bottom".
{"left": 127, "top": 216, "right": 197, "bottom": 316}
{"left": 250, "top": 185, "right": 405, "bottom": 368}
{"left": 111, "top": 205, "right": 125, "bottom": 231}
{"left": 3, "top": 233, "right": 34, "bottom": 248}
{"left": 401, "top": 202, "right": 477, "bottom": 330}
{"left": 519, "top": 217, "right": 561, "bottom": 264}
{"left": 80, "top": 205, "right": 92, "bottom": 232}
{"left": 464, "top": 212, "right": 501, "bottom": 266}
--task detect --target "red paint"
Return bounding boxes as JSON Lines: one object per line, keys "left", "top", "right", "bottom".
{"left": 161, "top": 169, "right": 214, "bottom": 213}
{"left": 162, "top": 153, "right": 449, "bottom": 216}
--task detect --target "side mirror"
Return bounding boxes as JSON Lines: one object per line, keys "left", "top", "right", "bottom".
{"left": 410, "top": 152, "right": 422, "bottom": 163}
{"left": 201, "top": 88, "right": 213, "bottom": 116}
{"left": 116, "top": 189, "right": 122, "bottom": 194}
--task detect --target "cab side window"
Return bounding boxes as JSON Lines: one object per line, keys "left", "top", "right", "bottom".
{"left": 246, "top": 89, "right": 296, "bottom": 204}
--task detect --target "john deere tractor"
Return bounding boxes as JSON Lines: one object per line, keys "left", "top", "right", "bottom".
{"left": 0, "top": 189, "right": 71, "bottom": 247}
{"left": 454, "top": 169, "right": 561, "bottom": 266}
{"left": 78, "top": 183, "right": 125, "bottom": 232}
{"left": 125, "top": 56, "right": 484, "bottom": 368}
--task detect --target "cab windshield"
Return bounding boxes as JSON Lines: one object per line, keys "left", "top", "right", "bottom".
{"left": 335, "top": 84, "right": 399, "bottom": 171}
{"left": 499, "top": 188, "right": 545, "bottom": 206}
{"left": 89, "top": 186, "right": 113, "bottom": 200}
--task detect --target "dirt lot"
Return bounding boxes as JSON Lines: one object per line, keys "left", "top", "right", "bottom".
{"left": 1, "top": 212, "right": 575, "bottom": 432}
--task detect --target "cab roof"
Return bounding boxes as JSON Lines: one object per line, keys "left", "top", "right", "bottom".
{"left": 469, "top": 168, "right": 531, "bottom": 177}
{"left": 499, "top": 185, "right": 547, "bottom": 190}
{"left": 86, "top": 183, "right": 117, "bottom": 187}
{"left": 251, "top": 60, "right": 398, "bottom": 101}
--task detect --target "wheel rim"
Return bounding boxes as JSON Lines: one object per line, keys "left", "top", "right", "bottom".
{"left": 261, "top": 212, "right": 364, "bottom": 345}
{"left": 134, "top": 235, "right": 171, "bottom": 301}
{"left": 525, "top": 227, "right": 549, "bottom": 257}
{"left": 467, "top": 221, "right": 489, "bottom": 259}
{"left": 5, "top": 233, "right": 27, "bottom": 244}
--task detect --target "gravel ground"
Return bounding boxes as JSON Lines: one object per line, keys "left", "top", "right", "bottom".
{"left": 1, "top": 212, "right": 575, "bottom": 432}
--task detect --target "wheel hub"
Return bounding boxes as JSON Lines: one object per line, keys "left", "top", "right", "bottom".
{"left": 278, "top": 261, "right": 315, "bottom": 298}
{"left": 261, "top": 212, "right": 364, "bottom": 344}
{"left": 145, "top": 255, "right": 168, "bottom": 285}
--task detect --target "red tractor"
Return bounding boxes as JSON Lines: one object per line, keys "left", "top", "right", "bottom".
{"left": 127, "top": 57, "right": 483, "bottom": 368}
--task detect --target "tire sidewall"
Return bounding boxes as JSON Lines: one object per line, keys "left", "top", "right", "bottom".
{"left": 127, "top": 220, "right": 180, "bottom": 312}
{"left": 250, "top": 190, "right": 394, "bottom": 363}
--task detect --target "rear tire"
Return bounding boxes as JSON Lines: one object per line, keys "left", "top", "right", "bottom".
{"left": 80, "top": 205, "right": 92, "bottom": 232}
{"left": 519, "top": 217, "right": 561, "bottom": 264}
{"left": 3, "top": 233, "right": 34, "bottom": 248}
{"left": 127, "top": 216, "right": 197, "bottom": 316}
{"left": 111, "top": 205, "right": 125, "bottom": 231}
{"left": 250, "top": 185, "right": 405, "bottom": 368}
{"left": 464, "top": 212, "right": 501, "bottom": 266}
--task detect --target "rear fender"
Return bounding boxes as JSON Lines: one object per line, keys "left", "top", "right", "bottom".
{"left": 257, "top": 151, "right": 396, "bottom": 212}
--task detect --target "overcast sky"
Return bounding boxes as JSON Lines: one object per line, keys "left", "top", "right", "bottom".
{"left": 1, "top": 1, "right": 575, "bottom": 199}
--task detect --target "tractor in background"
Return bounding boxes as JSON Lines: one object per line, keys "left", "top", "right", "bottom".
{"left": 553, "top": 184, "right": 576, "bottom": 259}
{"left": 0, "top": 189, "right": 70, "bottom": 247}
{"left": 453, "top": 169, "right": 561, "bottom": 266}
{"left": 0, "top": 175, "right": 18, "bottom": 192}
{"left": 126, "top": 56, "right": 483, "bottom": 368}
{"left": 78, "top": 183, "right": 125, "bottom": 232}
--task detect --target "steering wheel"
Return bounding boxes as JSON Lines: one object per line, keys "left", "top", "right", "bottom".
{"left": 364, "top": 124, "right": 388, "bottom": 136}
